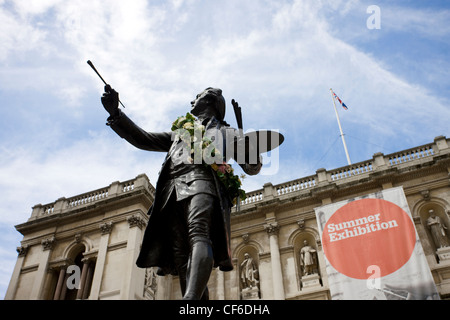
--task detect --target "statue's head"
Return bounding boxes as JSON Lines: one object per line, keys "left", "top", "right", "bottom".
{"left": 191, "top": 87, "right": 226, "bottom": 120}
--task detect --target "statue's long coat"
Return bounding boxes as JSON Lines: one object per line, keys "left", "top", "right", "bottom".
{"left": 108, "top": 112, "right": 259, "bottom": 274}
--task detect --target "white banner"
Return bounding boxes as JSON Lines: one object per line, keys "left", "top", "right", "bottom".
{"left": 315, "top": 187, "right": 439, "bottom": 300}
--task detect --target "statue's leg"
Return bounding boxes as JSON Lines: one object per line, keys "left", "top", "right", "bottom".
{"left": 184, "top": 240, "right": 214, "bottom": 300}
{"left": 174, "top": 256, "right": 188, "bottom": 295}
{"left": 169, "top": 199, "right": 189, "bottom": 296}
{"left": 201, "top": 286, "right": 209, "bottom": 300}
{"left": 182, "top": 194, "right": 215, "bottom": 300}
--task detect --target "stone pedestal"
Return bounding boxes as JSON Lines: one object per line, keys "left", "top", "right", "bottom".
{"left": 301, "top": 274, "right": 321, "bottom": 289}
{"left": 241, "top": 287, "right": 260, "bottom": 300}
{"left": 437, "top": 247, "right": 450, "bottom": 262}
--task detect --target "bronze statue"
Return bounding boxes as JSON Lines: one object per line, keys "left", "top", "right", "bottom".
{"left": 99, "top": 84, "right": 282, "bottom": 300}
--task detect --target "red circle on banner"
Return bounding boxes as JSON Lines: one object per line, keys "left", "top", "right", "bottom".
{"left": 322, "top": 198, "right": 416, "bottom": 280}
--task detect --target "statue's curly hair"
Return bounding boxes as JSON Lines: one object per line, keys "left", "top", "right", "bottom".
{"left": 203, "top": 87, "right": 226, "bottom": 121}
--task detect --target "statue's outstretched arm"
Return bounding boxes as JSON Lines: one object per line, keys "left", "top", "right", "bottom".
{"left": 101, "top": 85, "right": 172, "bottom": 152}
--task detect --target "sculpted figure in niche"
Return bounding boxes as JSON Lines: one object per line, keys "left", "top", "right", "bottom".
{"left": 144, "top": 267, "right": 158, "bottom": 293}
{"left": 300, "top": 240, "right": 317, "bottom": 276}
{"left": 427, "top": 210, "right": 449, "bottom": 249}
{"left": 240, "top": 253, "right": 259, "bottom": 289}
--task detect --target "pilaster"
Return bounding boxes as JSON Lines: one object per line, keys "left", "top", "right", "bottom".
{"left": 4, "top": 245, "right": 29, "bottom": 300}
{"left": 89, "top": 221, "right": 113, "bottom": 299}
{"left": 30, "top": 236, "right": 56, "bottom": 299}
{"left": 120, "top": 215, "right": 147, "bottom": 299}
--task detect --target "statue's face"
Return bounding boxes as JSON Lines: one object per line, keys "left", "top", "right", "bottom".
{"left": 191, "top": 90, "right": 213, "bottom": 116}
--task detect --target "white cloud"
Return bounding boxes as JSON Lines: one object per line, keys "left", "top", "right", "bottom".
{"left": 0, "top": 238, "right": 18, "bottom": 297}
{"left": 382, "top": 6, "right": 450, "bottom": 39}
{"left": 0, "top": 131, "right": 165, "bottom": 225}
{"left": 0, "top": 6, "right": 47, "bottom": 61}
{"left": 12, "top": 0, "right": 62, "bottom": 17}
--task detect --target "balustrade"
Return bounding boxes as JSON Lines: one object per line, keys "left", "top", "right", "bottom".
{"left": 387, "top": 144, "right": 434, "bottom": 165}
{"left": 241, "top": 190, "right": 263, "bottom": 205}
{"left": 43, "top": 204, "right": 54, "bottom": 215}
{"left": 276, "top": 176, "right": 316, "bottom": 195}
{"left": 34, "top": 175, "right": 152, "bottom": 218}
{"left": 330, "top": 161, "right": 373, "bottom": 181}
{"left": 68, "top": 188, "right": 109, "bottom": 208}
{"left": 235, "top": 138, "right": 446, "bottom": 210}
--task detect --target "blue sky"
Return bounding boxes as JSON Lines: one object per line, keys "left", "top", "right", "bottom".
{"left": 1, "top": 0, "right": 449, "bottom": 299}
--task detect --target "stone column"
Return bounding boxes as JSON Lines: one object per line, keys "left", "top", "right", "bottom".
{"left": 30, "top": 236, "right": 55, "bottom": 299}
{"left": 53, "top": 265, "right": 68, "bottom": 300}
{"left": 89, "top": 221, "right": 113, "bottom": 300}
{"left": 82, "top": 262, "right": 95, "bottom": 299}
{"left": 264, "top": 223, "right": 285, "bottom": 300}
{"left": 216, "top": 270, "right": 225, "bottom": 300}
{"left": 59, "top": 272, "right": 70, "bottom": 300}
{"left": 76, "top": 258, "right": 91, "bottom": 299}
{"left": 4, "top": 245, "right": 29, "bottom": 300}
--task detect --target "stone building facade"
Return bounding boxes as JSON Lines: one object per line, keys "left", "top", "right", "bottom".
{"left": 5, "top": 136, "right": 450, "bottom": 300}
{"left": 5, "top": 174, "right": 154, "bottom": 300}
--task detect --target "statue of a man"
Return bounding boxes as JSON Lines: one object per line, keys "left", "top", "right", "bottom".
{"left": 100, "top": 86, "right": 262, "bottom": 300}
{"left": 300, "top": 240, "right": 317, "bottom": 276}
{"left": 240, "top": 253, "right": 259, "bottom": 289}
{"left": 427, "top": 210, "right": 449, "bottom": 249}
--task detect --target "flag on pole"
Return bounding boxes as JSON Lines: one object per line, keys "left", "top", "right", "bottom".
{"left": 332, "top": 90, "right": 348, "bottom": 110}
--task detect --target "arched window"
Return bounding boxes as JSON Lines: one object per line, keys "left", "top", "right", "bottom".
{"left": 64, "top": 250, "right": 84, "bottom": 300}
{"left": 52, "top": 244, "right": 96, "bottom": 300}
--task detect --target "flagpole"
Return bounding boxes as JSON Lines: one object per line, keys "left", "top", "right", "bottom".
{"left": 330, "top": 88, "right": 352, "bottom": 165}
